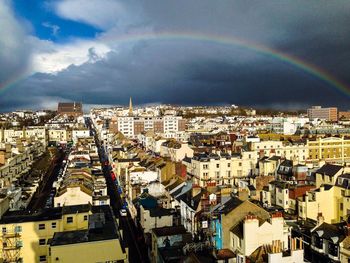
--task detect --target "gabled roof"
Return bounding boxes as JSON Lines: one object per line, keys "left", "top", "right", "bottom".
{"left": 280, "top": 159, "right": 293, "bottom": 167}
{"left": 312, "top": 222, "right": 346, "bottom": 243}
{"left": 182, "top": 156, "right": 192, "bottom": 163}
{"left": 177, "top": 188, "right": 205, "bottom": 211}
{"left": 216, "top": 197, "right": 270, "bottom": 233}
{"left": 165, "top": 178, "right": 185, "bottom": 192}
{"left": 216, "top": 197, "right": 243, "bottom": 215}
{"left": 316, "top": 164, "right": 343, "bottom": 177}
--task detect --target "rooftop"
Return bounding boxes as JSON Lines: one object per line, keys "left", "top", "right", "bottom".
{"left": 153, "top": 225, "right": 188, "bottom": 237}
{"left": 50, "top": 206, "right": 121, "bottom": 247}
{"left": 316, "top": 164, "right": 343, "bottom": 177}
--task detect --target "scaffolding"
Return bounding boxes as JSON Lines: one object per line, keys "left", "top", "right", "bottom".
{"left": 1, "top": 225, "right": 22, "bottom": 263}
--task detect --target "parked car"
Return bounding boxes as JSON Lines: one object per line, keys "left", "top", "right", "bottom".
{"left": 119, "top": 209, "right": 127, "bottom": 217}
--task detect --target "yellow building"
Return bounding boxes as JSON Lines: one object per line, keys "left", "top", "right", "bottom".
{"left": 314, "top": 163, "right": 346, "bottom": 188}
{"left": 0, "top": 204, "right": 127, "bottom": 263}
{"left": 48, "top": 128, "right": 72, "bottom": 144}
{"left": 298, "top": 172, "right": 350, "bottom": 224}
{"left": 334, "top": 174, "right": 350, "bottom": 223}
{"left": 298, "top": 184, "right": 337, "bottom": 224}
{"left": 307, "top": 136, "right": 350, "bottom": 162}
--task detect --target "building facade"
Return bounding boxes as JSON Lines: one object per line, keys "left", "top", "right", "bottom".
{"left": 307, "top": 106, "right": 338, "bottom": 121}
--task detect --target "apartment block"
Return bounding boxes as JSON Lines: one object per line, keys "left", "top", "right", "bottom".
{"left": 114, "top": 116, "right": 186, "bottom": 138}
{"left": 307, "top": 106, "right": 338, "bottom": 121}
{"left": 183, "top": 152, "right": 257, "bottom": 187}
{"left": 307, "top": 136, "right": 350, "bottom": 162}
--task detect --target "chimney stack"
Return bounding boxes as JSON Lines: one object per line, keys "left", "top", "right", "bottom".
{"left": 317, "top": 212, "right": 324, "bottom": 225}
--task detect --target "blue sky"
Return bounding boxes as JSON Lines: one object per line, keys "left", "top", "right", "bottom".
{"left": 13, "top": 0, "right": 101, "bottom": 43}
{"left": 1, "top": 0, "right": 350, "bottom": 111}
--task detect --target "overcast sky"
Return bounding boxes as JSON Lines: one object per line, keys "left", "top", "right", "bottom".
{"left": 1, "top": 0, "right": 350, "bottom": 111}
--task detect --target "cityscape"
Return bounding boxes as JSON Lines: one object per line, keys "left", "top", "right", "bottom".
{"left": 1, "top": 1, "right": 350, "bottom": 263}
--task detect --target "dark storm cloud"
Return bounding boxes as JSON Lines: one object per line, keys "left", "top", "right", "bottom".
{"left": 1, "top": 0, "right": 350, "bottom": 111}
{"left": 0, "top": 1, "right": 32, "bottom": 89}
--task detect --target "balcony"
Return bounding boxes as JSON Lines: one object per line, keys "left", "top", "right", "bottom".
{"left": 2, "top": 232, "right": 20, "bottom": 238}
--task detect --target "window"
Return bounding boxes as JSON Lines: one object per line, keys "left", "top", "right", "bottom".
{"left": 51, "top": 222, "right": 56, "bottom": 229}
{"left": 39, "top": 239, "right": 46, "bottom": 246}
{"left": 203, "top": 164, "right": 208, "bottom": 169}
{"left": 14, "top": 226, "right": 22, "bottom": 233}
{"left": 238, "top": 162, "right": 242, "bottom": 167}
{"left": 227, "top": 163, "right": 231, "bottom": 168}
{"left": 39, "top": 255, "right": 46, "bottom": 262}
{"left": 216, "top": 164, "right": 220, "bottom": 168}
{"left": 38, "top": 224, "right": 45, "bottom": 230}
{"left": 84, "top": 215, "right": 88, "bottom": 221}
{"left": 2, "top": 227, "right": 6, "bottom": 233}
{"left": 328, "top": 242, "right": 339, "bottom": 257}
{"left": 66, "top": 217, "right": 73, "bottom": 223}
{"left": 340, "top": 203, "right": 344, "bottom": 210}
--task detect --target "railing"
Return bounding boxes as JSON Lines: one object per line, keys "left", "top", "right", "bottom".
{"left": 182, "top": 241, "right": 212, "bottom": 255}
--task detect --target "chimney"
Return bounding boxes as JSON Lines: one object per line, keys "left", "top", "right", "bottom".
{"left": 317, "top": 212, "right": 324, "bottom": 225}
{"left": 0, "top": 151, "right": 5, "bottom": 165}
{"left": 238, "top": 189, "right": 249, "bottom": 201}
{"left": 345, "top": 223, "right": 350, "bottom": 236}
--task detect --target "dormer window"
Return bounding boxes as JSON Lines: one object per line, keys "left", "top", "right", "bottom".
{"left": 328, "top": 242, "right": 339, "bottom": 257}
{"left": 313, "top": 236, "right": 323, "bottom": 249}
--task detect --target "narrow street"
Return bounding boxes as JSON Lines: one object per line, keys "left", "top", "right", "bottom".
{"left": 86, "top": 118, "right": 149, "bottom": 263}
{"left": 27, "top": 149, "right": 66, "bottom": 211}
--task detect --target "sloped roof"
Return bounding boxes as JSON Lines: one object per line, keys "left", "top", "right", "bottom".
{"left": 316, "top": 164, "right": 342, "bottom": 177}
{"left": 312, "top": 222, "right": 346, "bottom": 243}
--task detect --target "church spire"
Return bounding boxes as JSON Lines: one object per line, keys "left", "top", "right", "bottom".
{"left": 129, "top": 97, "right": 133, "bottom": 116}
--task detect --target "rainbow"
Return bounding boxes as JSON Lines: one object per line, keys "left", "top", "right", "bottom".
{"left": 1, "top": 31, "right": 349, "bottom": 97}
{"left": 0, "top": 66, "right": 32, "bottom": 95}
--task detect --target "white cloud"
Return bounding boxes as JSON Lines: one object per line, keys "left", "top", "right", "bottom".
{"left": 31, "top": 38, "right": 110, "bottom": 73}
{"left": 53, "top": 0, "right": 126, "bottom": 30}
{"left": 42, "top": 22, "right": 60, "bottom": 36}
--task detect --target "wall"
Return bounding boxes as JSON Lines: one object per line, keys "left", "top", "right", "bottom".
{"left": 140, "top": 206, "right": 173, "bottom": 233}
{"left": 54, "top": 187, "right": 92, "bottom": 207}
{"left": 267, "top": 250, "right": 304, "bottom": 263}
{"left": 243, "top": 216, "right": 285, "bottom": 256}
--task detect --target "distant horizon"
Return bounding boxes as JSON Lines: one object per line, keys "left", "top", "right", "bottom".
{"left": 4, "top": 101, "right": 350, "bottom": 115}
